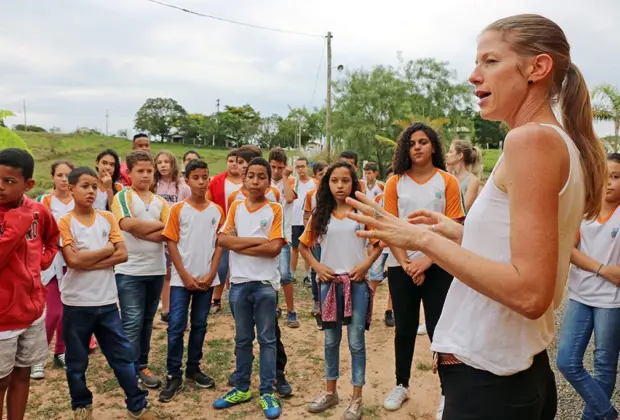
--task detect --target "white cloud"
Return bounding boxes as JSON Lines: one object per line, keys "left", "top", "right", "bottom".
{"left": 0, "top": 0, "right": 618, "bottom": 136}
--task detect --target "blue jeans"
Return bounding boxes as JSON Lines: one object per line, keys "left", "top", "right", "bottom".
{"left": 278, "top": 243, "right": 293, "bottom": 286}
{"left": 557, "top": 299, "right": 620, "bottom": 420}
{"left": 63, "top": 304, "right": 148, "bottom": 412}
{"left": 310, "top": 245, "right": 322, "bottom": 302}
{"left": 229, "top": 282, "right": 277, "bottom": 394}
{"left": 167, "top": 286, "right": 214, "bottom": 378}
{"left": 115, "top": 274, "right": 165, "bottom": 373}
{"left": 320, "top": 280, "right": 368, "bottom": 386}
{"left": 369, "top": 253, "right": 388, "bottom": 281}
{"left": 217, "top": 249, "right": 229, "bottom": 284}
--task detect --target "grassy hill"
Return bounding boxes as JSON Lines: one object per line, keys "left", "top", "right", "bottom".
{"left": 18, "top": 132, "right": 234, "bottom": 197}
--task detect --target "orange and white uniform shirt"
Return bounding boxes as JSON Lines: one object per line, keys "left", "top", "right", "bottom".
{"left": 569, "top": 207, "right": 620, "bottom": 308}
{"left": 220, "top": 200, "right": 285, "bottom": 289}
{"left": 37, "top": 193, "right": 74, "bottom": 286}
{"left": 300, "top": 213, "right": 377, "bottom": 275}
{"left": 94, "top": 182, "right": 124, "bottom": 211}
{"left": 384, "top": 169, "right": 464, "bottom": 266}
{"left": 163, "top": 200, "right": 225, "bottom": 288}
{"left": 227, "top": 186, "right": 281, "bottom": 212}
{"left": 57, "top": 210, "right": 124, "bottom": 306}
{"left": 303, "top": 188, "right": 318, "bottom": 216}
{"left": 292, "top": 178, "right": 318, "bottom": 226}
{"left": 111, "top": 188, "right": 170, "bottom": 276}
{"left": 365, "top": 181, "right": 385, "bottom": 201}
{"left": 272, "top": 177, "right": 297, "bottom": 242}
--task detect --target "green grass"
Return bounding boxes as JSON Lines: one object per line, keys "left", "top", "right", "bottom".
{"left": 481, "top": 148, "right": 501, "bottom": 177}
{"left": 19, "top": 131, "right": 233, "bottom": 197}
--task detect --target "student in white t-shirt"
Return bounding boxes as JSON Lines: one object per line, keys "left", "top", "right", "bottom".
{"left": 159, "top": 159, "right": 224, "bottom": 402}
{"left": 111, "top": 151, "right": 169, "bottom": 390}
{"left": 30, "top": 160, "right": 75, "bottom": 380}
{"left": 299, "top": 161, "right": 382, "bottom": 420}
{"left": 557, "top": 154, "right": 620, "bottom": 420}
{"left": 58, "top": 166, "right": 162, "bottom": 420}
{"left": 94, "top": 149, "right": 124, "bottom": 211}
{"left": 214, "top": 158, "right": 285, "bottom": 419}
{"left": 362, "top": 162, "right": 384, "bottom": 200}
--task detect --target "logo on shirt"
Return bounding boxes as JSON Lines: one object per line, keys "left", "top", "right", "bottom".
{"left": 612, "top": 228, "right": 618, "bottom": 239}
{"left": 354, "top": 223, "right": 363, "bottom": 232}
{"left": 434, "top": 189, "right": 444, "bottom": 199}
{"left": 260, "top": 219, "right": 268, "bottom": 228}
{"left": 103, "top": 229, "right": 109, "bottom": 238}
{"left": 212, "top": 217, "right": 216, "bottom": 226}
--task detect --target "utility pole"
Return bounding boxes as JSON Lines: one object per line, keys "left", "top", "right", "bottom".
{"left": 212, "top": 98, "right": 220, "bottom": 147}
{"left": 325, "top": 31, "right": 333, "bottom": 156}
{"left": 105, "top": 109, "right": 109, "bottom": 136}
{"left": 23, "top": 100, "right": 27, "bottom": 128}
{"left": 298, "top": 120, "right": 302, "bottom": 150}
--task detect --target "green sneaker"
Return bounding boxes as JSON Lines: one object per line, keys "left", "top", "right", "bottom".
{"left": 213, "top": 388, "right": 253, "bottom": 409}
{"left": 260, "top": 393, "right": 281, "bottom": 419}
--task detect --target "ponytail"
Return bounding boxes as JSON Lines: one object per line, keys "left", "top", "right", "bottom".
{"left": 470, "top": 146, "right": 483, "bottom": 179}
{"left": 560, "top": 63, "right": 607, "bottom": 219}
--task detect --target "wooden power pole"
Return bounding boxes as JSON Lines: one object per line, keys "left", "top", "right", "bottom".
{"left": 325, "top": 31, "right": 333, "bottom": 156}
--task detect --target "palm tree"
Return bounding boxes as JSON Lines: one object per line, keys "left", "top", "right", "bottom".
{"left": 375, "top": 115, "right": 450, "bottom": 148}
{"left": 591, "top": 84, "right": 620, "bottom": 152}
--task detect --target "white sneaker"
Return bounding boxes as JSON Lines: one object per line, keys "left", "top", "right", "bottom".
{"left": 417, "top": 323, "right": 427, "bottom": 335}
{"left": 384, "top": 384, "right": 409, "bottom": 411}
{"left": 436, "top": 395, "right": 445, "bottom": 420}
{"left": 30, "top": 364, "right": 45, "bottom": 380}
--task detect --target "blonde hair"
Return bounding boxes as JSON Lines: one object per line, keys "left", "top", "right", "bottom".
{"left": 486, "top": 14, "right": 606, "bottom": 219}
{"left": 153, "top": 150, "right": 181, "bottom": 193}
{"left": 452, "top": 139, "right": 483, "bottom": 179}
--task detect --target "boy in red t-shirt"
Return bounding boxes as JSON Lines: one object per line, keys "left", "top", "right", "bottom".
{"left": 0, "top": 148, "right": 59, "bottom": 419}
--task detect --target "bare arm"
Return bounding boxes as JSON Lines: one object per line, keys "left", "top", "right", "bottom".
{"left": 218, "top": 234, "right": 269, "bottom": 251}
{"left": 282, "top": 178, "right": 295, "bottom": 204}
{"left": 237, "top": 239, "right": 284, "bottom": 258}
{"left": 62, "top": 242, "right": 115, "bottom": 270}
{"left": 85, "top": 242, "right": 128, "bottom": 270}
{"left": 463, "top": 176, "right": 480, "bottom": 212}
{"left": 105, "top": 187, "right": 115, "bottom": 210}
{"left": 139, "top": 229, "right": 166, "bottom": 243}
{"left": 299, "top": 242, "right": 320, "bottom": 270}
{"left": 119, "top": 218, "right": 165, "bottom": 237}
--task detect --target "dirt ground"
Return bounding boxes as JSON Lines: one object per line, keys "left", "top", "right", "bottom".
{"left": 26, "top": 278, "right": 440, "bottom": 420}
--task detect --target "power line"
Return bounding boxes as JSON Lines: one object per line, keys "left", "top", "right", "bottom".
{"left": 146, "top": 0, "right": 323, "bottom": 38}
{"left": 309, "top": 38, "right": 327, "bottom": 106}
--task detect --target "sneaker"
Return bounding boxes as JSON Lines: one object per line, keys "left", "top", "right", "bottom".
{"left": 73, "top": 406, "right": 93, "bottom": 420}
{"left": 186, "top": 369, "right": 215, "bottom": 388}
{"left": 30, "top": 364, "right": 45, "bottom": 380}
{"left": 303, "top": 276, "right": 311, "bottom": 287}
{"left": 311, "top": 301, "right": 319, "bottom": 316}
{"left": 275, "top": 374, "right": 292, "bottom": 398}
{"left": 436, "top": 395, "right": 445, "bottom": 420}
{"left": 343, "top": 397, "right": 363, "bottom": 420}
{"left": 286, "top": 312, "right": 300, "bottom": 328}
{"left": 276, "top": 307, "right": 282, "bottom": 319}
{"left": 384, "top": 385, "right": 409, "bottom": 411}
{"left": 213, "top": 388, "right": 253, "bottom": 409}
{"left": 385, "top": 310, "right": 395, "bottom": 327}
{"left": 315, "top": 315, "right": 323, "bottom": 330}
{"left": 259, "top": 393, "right": 281, "bottom": 419}
{"left": 417, "top": 323, "right": 427, "bottom": 335}
{"left": 308, "top": 391, "right": 339, "bottom": 413}
{"left": 159, "top": 376, "right": 183, "bottom": 402}
{"left": 139, "top": 368, "right": 162, "bottom": 389}
{"left": 53, "top": 353, "right": 67, "bottom": 369}
{"left": 211, "top": 302, "right": 222, "bottom": 315}
{"left": 127, "top": 403, "right": 172, "bottom": 419}
{"left": 160, "top": 312, "right": 170, "bottom": 323}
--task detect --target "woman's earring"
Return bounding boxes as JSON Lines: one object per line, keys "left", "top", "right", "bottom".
{"left": 528, "top": 80, "right": 533, "bottom": 85}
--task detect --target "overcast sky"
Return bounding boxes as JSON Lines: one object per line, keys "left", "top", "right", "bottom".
{"left": 1, "top": 0, "right": 618, "bottom": 136}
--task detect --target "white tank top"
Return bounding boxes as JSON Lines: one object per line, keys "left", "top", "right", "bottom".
{"left": 431, "top": 124, "right": 585, "bottom": 376}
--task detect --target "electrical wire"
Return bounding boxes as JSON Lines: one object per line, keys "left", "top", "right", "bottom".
{"left": 146, "top": 0, "right": 324, "bottom": 38}
{"left": 309, "top": 38, "right": 327, "bottom": 106}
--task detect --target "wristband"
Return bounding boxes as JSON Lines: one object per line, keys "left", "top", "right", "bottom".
{"left": 596, "top": 263, "right": 604, "bottom": 277}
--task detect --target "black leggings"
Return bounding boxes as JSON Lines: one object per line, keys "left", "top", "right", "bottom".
{"left": 439, "top": 351, "right": 557, "bottom": 420}
{"left": 387, "top": 264, "right": 453, "bottom": 387}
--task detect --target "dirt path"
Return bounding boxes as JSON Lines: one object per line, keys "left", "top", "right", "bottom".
{"left": 27, "top": 280, "right": 440, "bottom": 420}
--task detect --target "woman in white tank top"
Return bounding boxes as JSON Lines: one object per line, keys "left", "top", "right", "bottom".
{"left": 345, "top": 14, "right": 607, "bottom": 420}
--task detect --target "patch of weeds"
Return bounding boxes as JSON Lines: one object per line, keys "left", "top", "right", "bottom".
{"left": 416, "top": 360, "right": 433, "bottom": 372}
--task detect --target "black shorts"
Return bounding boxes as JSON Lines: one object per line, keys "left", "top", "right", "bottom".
{"left": 291, "top": 225, "right": 304, "bottom": 248}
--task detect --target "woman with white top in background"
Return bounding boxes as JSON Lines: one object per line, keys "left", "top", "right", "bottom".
{"left": 345, "top": 13, "right": 607, "bottom": 420}
{"left": 445, "top": 139, "right": 482, "bottom": 213}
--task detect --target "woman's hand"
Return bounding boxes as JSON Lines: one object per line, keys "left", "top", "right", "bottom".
{"left": 316, "top": 263, "right": 335, "bottom": 282}
{"left": 407, "top": 209, "right": 463, "bottom": 244}
{"left": 599, "top": 265, "right": 620, "bottom": 287}
{"left": 349, "top": 262, "right": 370, "bottom": 281}
{"left": 345, "top": 192, "right": 426, "bottom": 251}
{"left": 412, "top": 272, "right": 425, "bottom": 286}
{"left": 406, "top": 257, "right": 432, "bottom": 279}
{"left": 101, "top": 172, "right": 113, "bottom": 190}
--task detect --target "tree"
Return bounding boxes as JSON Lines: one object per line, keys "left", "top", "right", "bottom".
{"left": 218, "top": 104, "right": 261, "bottom": 146}
{"left": 13, "top": 124, "right": 46, "bottom": 132}
{"left": 0, "top": 110, "right": 15, "bottom": 128}
{"left": 257, "top": 114, "right": 282, "bottom": 149}
{"left": 49, "top": 127, "right": 62, "bottom": 133}
{"left": 117, "top": 129, "right": 128, "bottom": 138}
{"left": 592, "top": 84, "right": 620, "bottom": 152}
{"left": 471, "top": 113, "right": 507, "bottom": 148}
{"left": 134, "top": 97, "right": 188, "bottom": 142}
{"left": 0, "top": 127, "right": 30, "bottom": 153}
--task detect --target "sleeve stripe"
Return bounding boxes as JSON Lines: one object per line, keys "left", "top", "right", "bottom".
{"left": 117, "top": 189, "right": 133, "bottom": 218}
